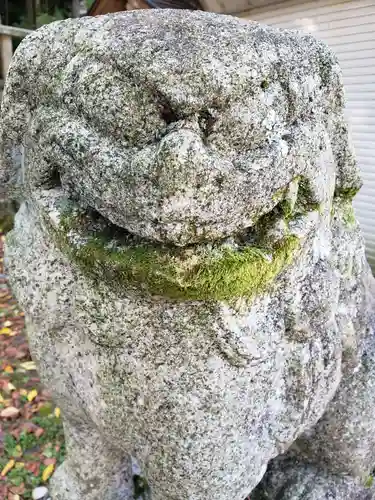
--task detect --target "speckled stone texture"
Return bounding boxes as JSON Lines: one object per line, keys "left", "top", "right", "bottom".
{"left": 252, "top": 456, "right": 375, "bottom": 500}
{"left": 1, "top": 9, "right": 375, "bottom": 500}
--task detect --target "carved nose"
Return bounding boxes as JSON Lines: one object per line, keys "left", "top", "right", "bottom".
{"left": 154, "top": 127, "right": 209, "bottom": 194}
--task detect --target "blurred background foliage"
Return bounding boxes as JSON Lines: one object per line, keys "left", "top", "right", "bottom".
{"left": 1, "top": 1, "right": 81, "bottom": 30}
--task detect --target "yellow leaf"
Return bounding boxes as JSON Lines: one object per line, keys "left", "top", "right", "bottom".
{"left": 20, "top": 361, "right": 37, "bottom": 371}
{"left": 0, "top": 393, "right": 4, "bottom": 403}
{"left": 1, "top": 459, "right": 15, "bottom": 476}
{"left": 54, "top": 407, "right": 61, "bottom": 418}
{"left": 4, "top": 365, "right": 14, "bottom": 373}
{"left": 42, "top": 463, "right": 55, "bottom": 482}
{"left": 27, "top": 389, "right": 38, "bottom": 402}
{"left": 15, "top": 462, "right": 25, "bottom": 469}
{"left": 0, "top": 327, "right": 12, "bottom": 336}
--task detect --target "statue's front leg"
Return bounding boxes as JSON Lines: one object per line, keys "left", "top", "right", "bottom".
{"left": 293, "top": 335, "right": 375, "bottom": 479}
{"left": 254, "top": 278, "right": 375, "bottom": 499}
{"left": 50, "top": 420, "right": 134, "bottom": 500}
{"left": 252, "top": 340, "right": 375, "bottom": 499}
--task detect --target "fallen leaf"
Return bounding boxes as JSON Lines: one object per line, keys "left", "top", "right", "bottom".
{"left": 4, "top": 365, "right": 13, "bottom": 374}
{"left": 23, "top": 407, "right": 32, "bottom": 420}
{"left": 34, "top": 427, "right": 44, "bottom": 438}
{"left": 4, "top": 347, "right": 17, "bottom": 357}
{"left": 15, "top": 350, "right": 28, "bottom": 360}
{"left": 9, "top": 494, "right": 21, "bottom": 500}
{"left": 19, "top": 389, "right": 27, "bottom": 397}
{"left": 25, "top": 462, "right": 40, "bottom": 475}
{"left": 27, "top": 389, "right": 38, "bottom": 402}
{"left": 0, "top": 393, "right": 4, "bottom": 403}
{"left": 10, "top": 428, "right": 21, "bottom": 439}
{"left": 7, "top": 383, "right": 16, "bottom": 392}
{"left": 54, "top": 407, "right": 61, "bottom": 418}
{"left": 19, "top": 361, "right": 36, "bottom": 371}
{"left": 43, "top": 457, "right": 56, "bottom": 466}
{"left": 0, "top": 407, "right": 20, "bottom": 419}
{"left": 21, "top": 421, "right": 38, "bottom": 433}
{"left": 10, "top": 484, "right": 25, "bottom": 495}
{"left": 0, "top": 485, "right": 8, "bottom": 498}
{"left": 1, "top": 460, "right": 15, "bottom": 477}
{"left": 3, "top": 320, "right": 12, "bottom": 327}
{"left": 0, "top": 328, "right": 12, "bottom": 336}
{"left": 14, "top": 462, "right": 24, "bottom": 469}
{"left": 42, "top": 463, "right": 55, "bottom": 482}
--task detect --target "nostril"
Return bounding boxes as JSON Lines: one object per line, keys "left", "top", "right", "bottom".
{"left": 198, "top": 110, "right": 216, "bottom": 138}
{"left": 159, "top": 102, "right": 179, "bottom": 125}
{"left": 36, "top": 164, "right": 62, "bottom": 190}
{"left": 50, "top": 166, "right": 62, "bottom": 188}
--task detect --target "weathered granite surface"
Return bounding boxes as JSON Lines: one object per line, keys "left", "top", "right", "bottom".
{"left": 1, "top": 9, "right": 375, "bottom": 500}
{"left": 252, "top": 456, "right": 375, "bottom": 500}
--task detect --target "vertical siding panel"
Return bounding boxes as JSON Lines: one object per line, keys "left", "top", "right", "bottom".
{"left": 241, "top": 0, "right": 375, "bottom": 268}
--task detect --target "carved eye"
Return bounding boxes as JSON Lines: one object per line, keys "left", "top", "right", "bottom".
{"left": 52, "top": 59, "right": 166, "bottom": 147}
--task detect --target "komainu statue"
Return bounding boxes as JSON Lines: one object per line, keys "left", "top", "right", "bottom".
{"left": 1, "top": 9, "right": 375, "bottom": 500}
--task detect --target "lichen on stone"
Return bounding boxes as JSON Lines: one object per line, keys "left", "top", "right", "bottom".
{"left": 331, "top": 198, "right": 357, "bottom": 229}
{"left": 334, "top": 186, "right": 361, "bottom": 200}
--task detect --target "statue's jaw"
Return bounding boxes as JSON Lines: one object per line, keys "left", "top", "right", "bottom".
{"left": 31, "top": 184, "right": 321, "bottom": 301}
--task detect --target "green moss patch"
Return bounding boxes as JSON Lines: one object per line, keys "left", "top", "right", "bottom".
{"left": 334, "top": 186, "right": 361, "bottom": 200}
{"left": 54, "top": 210, "right": 300, "bottom": 301}
{"left": 342, "top": 205, "right": 356, "bottom": 228}
{"left": 0, "top": 213, "right": 15, "bottom": 234}
{"left": 331, "top": 198, "right": 357, "bottom": 229}
{"left": 0, "top": 200, "right": 17, "bottom": 234}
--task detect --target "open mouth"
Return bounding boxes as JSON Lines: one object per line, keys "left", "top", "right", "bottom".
{"left": 33, "top": 176, "right": 321, "bottom": 302}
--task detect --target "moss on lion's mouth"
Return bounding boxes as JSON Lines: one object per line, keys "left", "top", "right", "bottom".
{"left": 36, "top": 170, "right": 332, "bottom": 301}
{"left": 29, "top": 165, "right": 360, "bottom": 302}
{"left": 49, "top": 203, "right": 301, "bottom": 301}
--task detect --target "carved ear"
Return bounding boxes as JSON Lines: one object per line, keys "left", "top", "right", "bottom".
{"left": 330, "top": 115, "right": 362, "bottom": 198}
{"left": 0, "top": 21, "right": 72, "bottom": 200}
{"left": 0, "top": 73, "right": 29, "bottom": 200}
{"left": 0, "top": 30, "right": 40, "bottom": 201}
